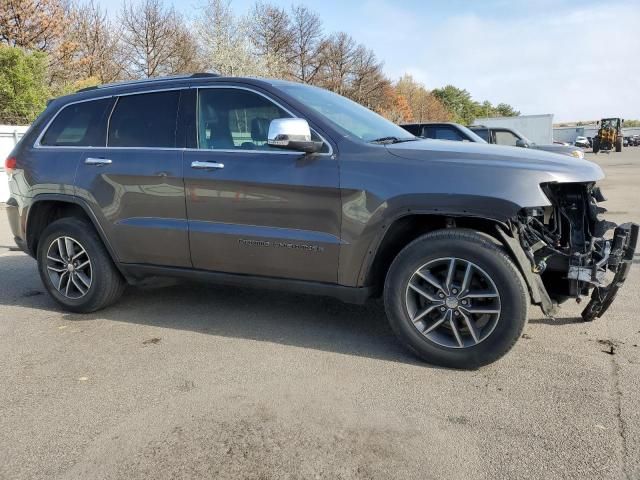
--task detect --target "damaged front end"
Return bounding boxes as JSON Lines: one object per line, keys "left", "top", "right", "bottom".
{"left": 514, "top": 182, "right": 638, "bottom": 321}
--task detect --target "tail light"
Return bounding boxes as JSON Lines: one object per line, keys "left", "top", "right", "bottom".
{"left": 4, "top": 156, "right": 16, "bottom": 173}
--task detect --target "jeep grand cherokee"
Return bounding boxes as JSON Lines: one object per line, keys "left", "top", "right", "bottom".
{"left": 5, "top": 74, "right": 637, "bottom": 368}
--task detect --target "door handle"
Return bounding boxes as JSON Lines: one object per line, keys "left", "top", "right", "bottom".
{"left": 191, "top": 161, "right": 224, "bottom": 170}
{"left": 85, "top": 157, "right": 112, "bottom": 166}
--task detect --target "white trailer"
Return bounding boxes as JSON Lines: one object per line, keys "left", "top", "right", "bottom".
{"left": 0, "top": 125, "right": 29, "bottom": 202}
{"left": 553, "top": 125, "right": 598, "bottom": 144}
{"left": 554, "top": 125, "right": 640, "bottom": 145}
{"left": 472, "top": 114, "right": 554, "bottom": 145}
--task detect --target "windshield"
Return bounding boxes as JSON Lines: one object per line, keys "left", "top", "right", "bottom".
{"left": 278, "top": 83, "right": 416, "bottom": 143}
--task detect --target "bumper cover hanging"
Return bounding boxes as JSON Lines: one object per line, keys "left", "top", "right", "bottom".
{"left": 581, "top": 223, "right": 639, "bottom": 321}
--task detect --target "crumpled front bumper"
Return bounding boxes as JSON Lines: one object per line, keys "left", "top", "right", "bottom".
{"left": 581, "top": 222, "right": 639, "bottom": 321}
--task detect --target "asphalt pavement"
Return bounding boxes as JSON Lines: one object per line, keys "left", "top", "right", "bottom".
{"left": 1, "top": 149, "right": 639, "bottom": 479}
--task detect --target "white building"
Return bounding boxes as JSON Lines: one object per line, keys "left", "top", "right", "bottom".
{"left": 473, "top": 114, "right": 554, "bottom": 145}
{"left": 0, "top": 125, "right": 29, "bottom": 202}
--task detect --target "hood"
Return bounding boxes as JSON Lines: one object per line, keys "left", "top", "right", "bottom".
{"left": 386, "top": 139, "right": 603, "bottom": 184}
{"left": 531, "top": 144, "right": 583, "bottom": 155}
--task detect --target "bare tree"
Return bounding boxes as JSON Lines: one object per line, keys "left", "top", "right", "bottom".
{"left": 288, "top": 5, "right": 325, "bottom": 83}
{"left": 348, "top": 44, "right": 388, "bottom": 110}
{"left": 119, "top": 0, "right": 187, "bottom": 78}
{"left": 0, "top": 0, "right": 66, "bottom": 51}
{"left": 166, "top": 23, "right": 204, "bottom": 75}
{"left": 66, "top": 1, "right": 122, "bottom": 83}
{"left": 248, "top": 1, "right": 291, "bottom": 76}
{"left": 318, "top": 32, "right": 356, "bottom": 94}
{"left": 196, "top": 0, "right": 267, "bottom": 76}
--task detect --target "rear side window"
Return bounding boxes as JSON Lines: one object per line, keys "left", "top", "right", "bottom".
{"left": 40, "top": 98, "right": 113, "bottom": 147}
{"left": 430, "top": 127, "right": 465, "bottom": 141}
{"left": 108, "top": 91, "right": 180, "bottom": 148}
{"left": 472, "top": 128, "right": 490, "bottom": 142}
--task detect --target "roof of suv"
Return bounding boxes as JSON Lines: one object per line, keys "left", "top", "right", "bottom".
{"left": 401, "top": 122, "right": 463, "bottom": 127}
{"left": 55, "top": 73, "right": 300, "bottom": 106}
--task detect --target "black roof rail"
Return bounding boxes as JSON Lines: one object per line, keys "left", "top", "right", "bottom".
{"left": 76, "top": 73, "right": 221, "bottom": 93}
{"left": 190, "top": 72, "right": 220, "bottom": 78}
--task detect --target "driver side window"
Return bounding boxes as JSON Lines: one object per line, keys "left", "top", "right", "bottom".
{"left": 197, "top": 88, "right": 291, "bottom": 151}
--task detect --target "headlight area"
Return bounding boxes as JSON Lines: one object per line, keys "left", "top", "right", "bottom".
{"left": 514, "top": 182, "right": 638, "bottom": 320}
{"left": 570, "top": 149, "right": 584, "bottom": 159}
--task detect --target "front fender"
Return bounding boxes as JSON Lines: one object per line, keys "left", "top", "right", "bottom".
{"left": 337, "top": 190, "right": 520, "bottom": 287}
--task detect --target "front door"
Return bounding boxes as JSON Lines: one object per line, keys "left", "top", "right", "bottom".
{"left": 75, "top": 90, "right": 190, "bottom": 267}
{"left": 183, "top": 86, "right": 341, "bottom": 283}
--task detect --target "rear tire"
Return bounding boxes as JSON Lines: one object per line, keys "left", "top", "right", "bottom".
{"left": 593, "top": 137, "right": 600, "bottom": 154}
{"left": 37, "top": 217, "right": 126, "bottom": 313}
{"left": 615, "top": 137, "right": 622, "bottom": 152}
{"left": 384, "top": 229, "right": 528, "bottom": 369}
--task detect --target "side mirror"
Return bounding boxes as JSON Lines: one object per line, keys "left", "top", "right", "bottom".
{"left": 515, "top": 139, "right": 529, "bottom": 148}
{"left": 267, "top": 118, "right": 322, "bottom": 154}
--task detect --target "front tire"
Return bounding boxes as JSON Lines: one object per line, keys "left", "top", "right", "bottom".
{"left": 37, "top": 218, "right": 126, "bottom": 313}
{"left": 615, "top": 137, "right": 622, "bottom": 152}
{"left": 384, "top": 229, "right": 528, "bottom": 369}
{"left": 593, "top": 137, "right": 600, "bottom": 153}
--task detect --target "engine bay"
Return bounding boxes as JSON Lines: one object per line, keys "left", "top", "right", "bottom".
{"left": 515, "top": 182, "right": 638, "bottom": 320}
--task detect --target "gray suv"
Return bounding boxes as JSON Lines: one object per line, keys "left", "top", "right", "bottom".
{"left": 469, "top": 125, "right": 586, "bottom": 158}
{"left": 5, "top": 74, "right": 637, "bottom": 368}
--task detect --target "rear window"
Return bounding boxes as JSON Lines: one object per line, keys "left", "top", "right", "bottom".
{"left": 40, "top": 99, "right": 113, "bottom": 147}
{"left": 108, "top": 91, "right": 180, "bottom": 148}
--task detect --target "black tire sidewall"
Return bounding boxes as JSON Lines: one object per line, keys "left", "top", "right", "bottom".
{"left": 385, "top": 233, "right": 528, "bottom": 369}
{"left": 37, "top": 218, "right": 118, "bottom": 312}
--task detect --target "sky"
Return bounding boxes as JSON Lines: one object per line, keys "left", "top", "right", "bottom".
{"left": 96, "top": 0, "right": 640, "bottom": 122}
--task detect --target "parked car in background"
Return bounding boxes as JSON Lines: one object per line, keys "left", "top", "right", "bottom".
{"left": 5, "top": 74, "right": 638, "bottom": 369}
{"left": 632, "top": 135, "right": 640, "bottom": 146}
{"left": 623, "top": 137, "right": 630, "bottom": 147}
{"left": 574, "top": 136, "right": 590, "bottom": 148}
{"left": 400, "top": 122, "right": 487, "bottom": 143}
{"left": 469, "top": 125, "right": 585, "bottom": 159}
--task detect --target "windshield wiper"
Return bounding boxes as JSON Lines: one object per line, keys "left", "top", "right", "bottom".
{"left": 369, "top": 136, "right": 417, "bottom": 145}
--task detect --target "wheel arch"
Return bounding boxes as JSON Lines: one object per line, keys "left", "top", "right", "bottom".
{"left": 361, "top": 213, "right": 511, "bottom": 295}
{"left": 26, "top": 195, "right": 121, "bottom": 267}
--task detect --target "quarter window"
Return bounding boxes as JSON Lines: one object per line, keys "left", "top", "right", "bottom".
{"left": 108, "top": 91, "right": 180, "bottom": 148}
{"left": 40, "top": 98, "right": 113, "bottom": 147}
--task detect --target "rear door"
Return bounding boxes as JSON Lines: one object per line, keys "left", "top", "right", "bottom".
{"left": 74, "top": 90, "right": 190, "bottom": 267}
{"left": 32, "top": 98, "right": 113, "bottom": 200}
{"left": 182, "top": 86, "right": 341, "bottom": 283}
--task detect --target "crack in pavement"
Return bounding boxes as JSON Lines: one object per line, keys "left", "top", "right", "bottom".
{"left": 609, "top": 348, "right": 631, "bottom": 480}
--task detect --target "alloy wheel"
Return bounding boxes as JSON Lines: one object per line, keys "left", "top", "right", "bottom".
{"left": 405, "top": 257, "right": 501, "bottom": 349}
{"left": 45, "top": 236, "right": 92, "bottom": 299}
